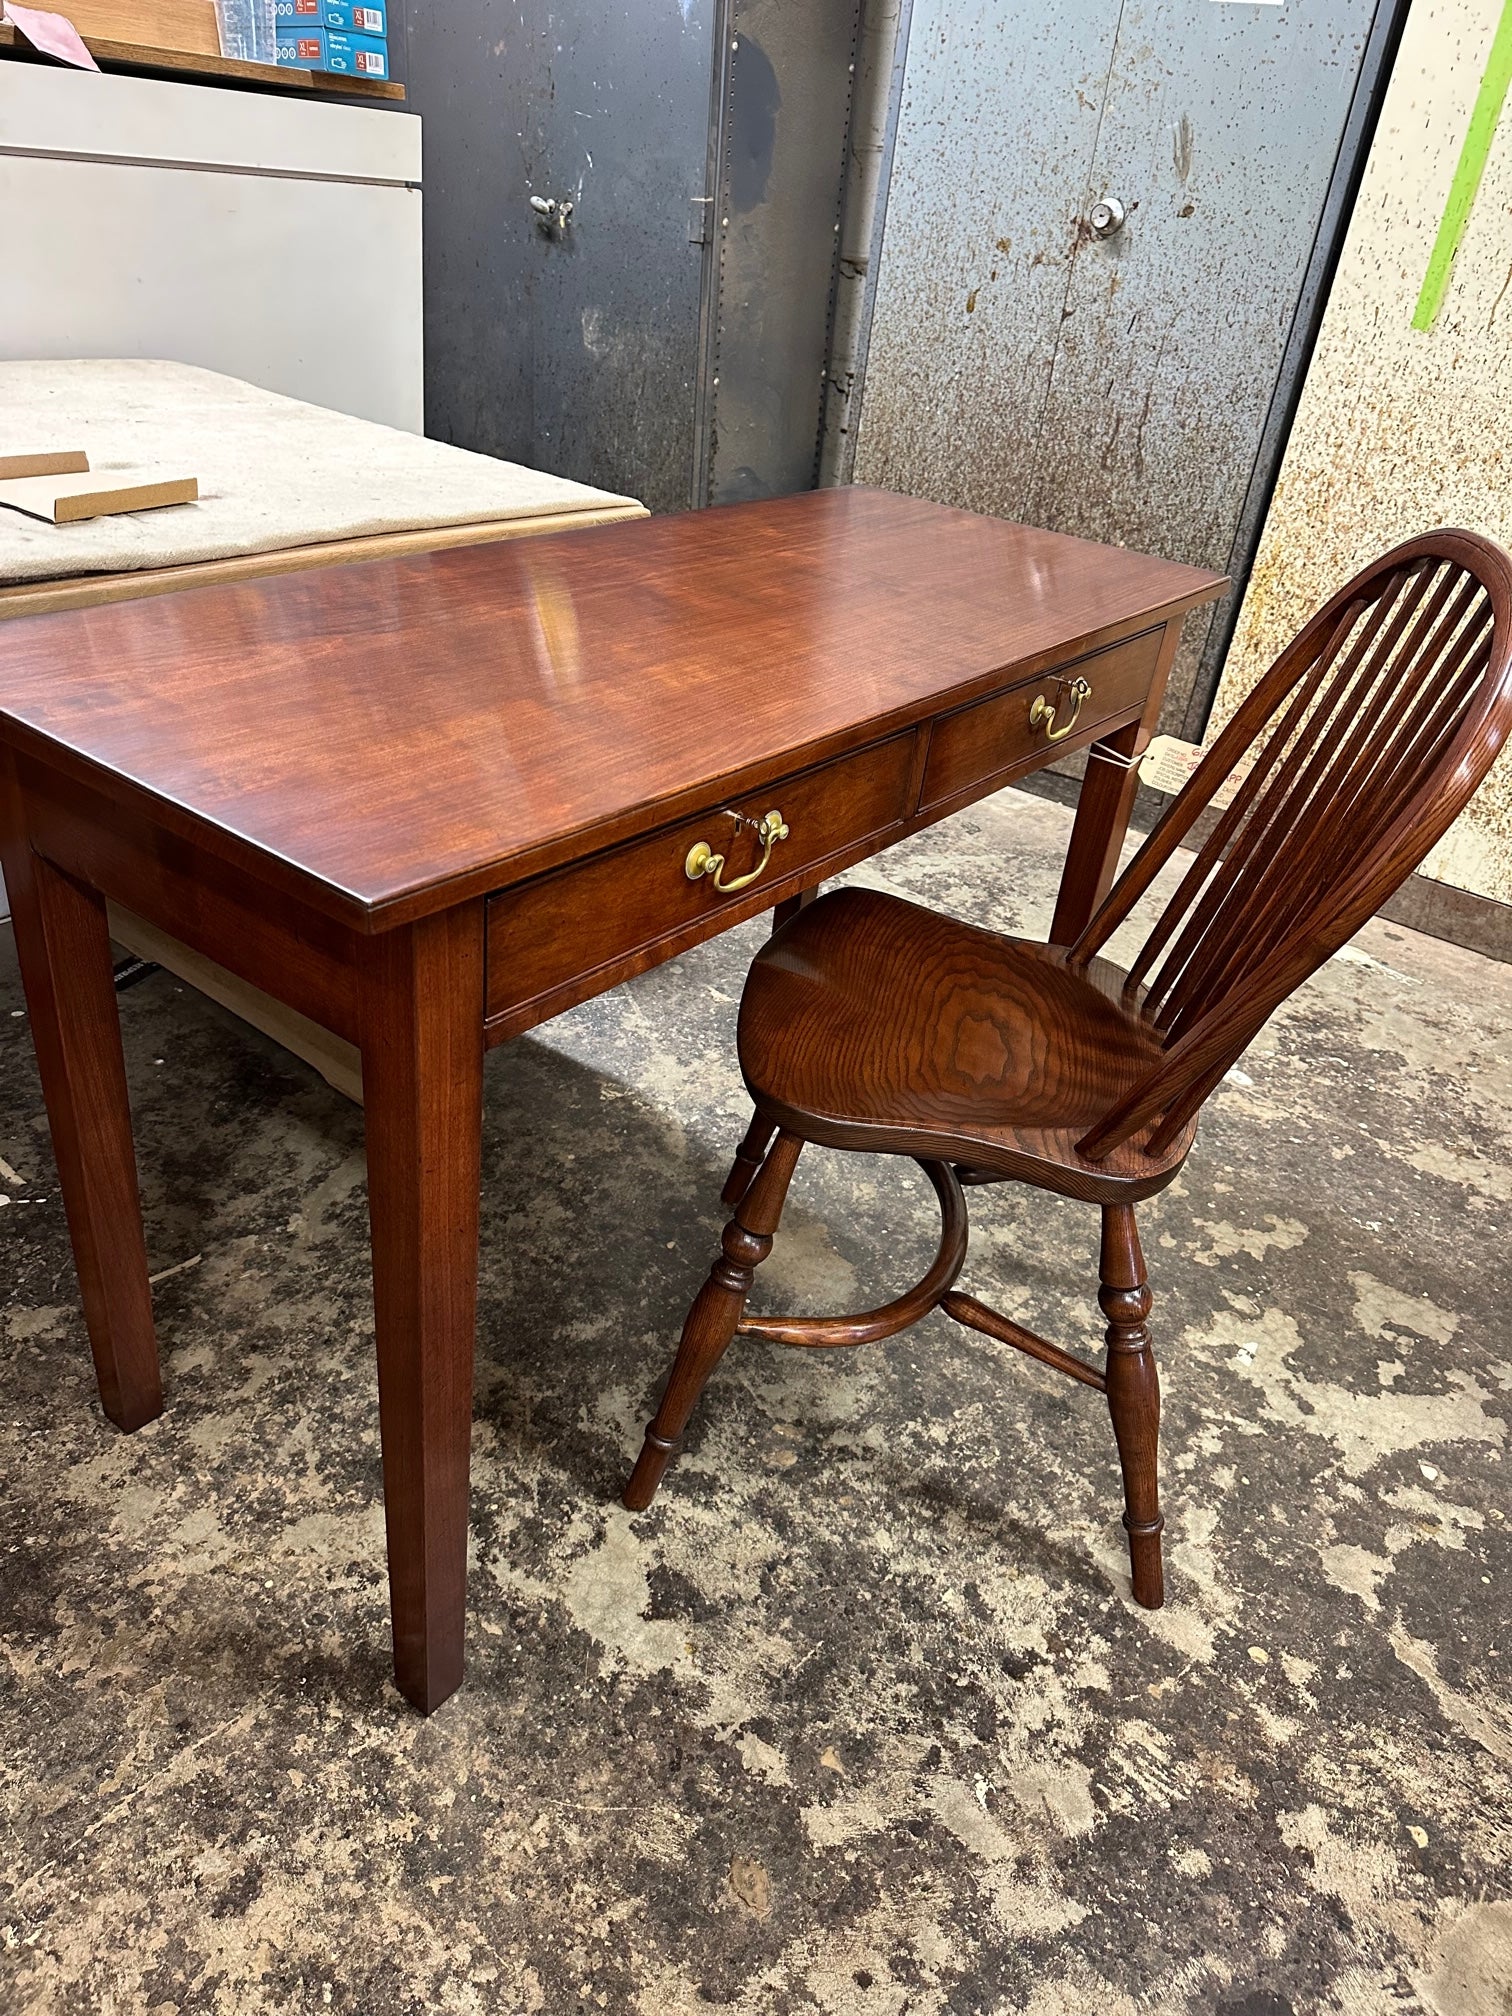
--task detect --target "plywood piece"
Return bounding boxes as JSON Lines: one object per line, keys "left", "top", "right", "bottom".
{"left": 108, "top": 904, "right": 364, "bottom": 1103}
{"left": 59, "top": 0, "right": 220, "bottom": 55}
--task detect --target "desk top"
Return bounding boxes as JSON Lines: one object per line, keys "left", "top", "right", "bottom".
{"left": 0, "top": 488, "right": 1222, "bottom": 927}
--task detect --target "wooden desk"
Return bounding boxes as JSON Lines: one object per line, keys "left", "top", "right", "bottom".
{"left": 0, "top": 488, "right": 1222, "bottom": 1712}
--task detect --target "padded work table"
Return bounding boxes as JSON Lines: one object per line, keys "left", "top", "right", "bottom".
{"left": 0, "top": 360, "right": 644, "bottom": 619}
{"left": 0, "top": 487, "right": 1223, "bottom": 1711}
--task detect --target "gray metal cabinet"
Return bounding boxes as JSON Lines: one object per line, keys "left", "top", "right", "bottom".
{"left": 699, "top": 0, "right": 860, "bottom": 504}
{"left": 408, "top": 0, "right": 858, "bottom": 516}
{"left": 855, "top": 0, "right": 1382, "bottom": 726}
{"left": 408, "top": 1, "right": 715, "bottom": 516}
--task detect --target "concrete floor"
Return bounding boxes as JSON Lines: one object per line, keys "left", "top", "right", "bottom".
{"left": 1, "top": 786, "right": 1509, "bottom": 2016}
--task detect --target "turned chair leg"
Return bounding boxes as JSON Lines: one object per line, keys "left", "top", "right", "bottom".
{"left": 625, "top": 1129, "right": 804, "bottom": 1511}
{"left": 721, "top": 1112, "right": 777, "bottom": 1208}
{"left": 1099, "top": 1203, "right": 1164, "bottom": 1608}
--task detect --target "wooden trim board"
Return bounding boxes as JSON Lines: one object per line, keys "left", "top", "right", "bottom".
{"left": 0, "top": 469, "right": 199, "bottom": 524}
{"left": 0, "top": 501, "right": 650, "bottom": 621}
{"left": 109, "top": 902, "right": 364, "bottom": 1102}
{"left": 0, "top": 451, "right": 90, "bottom": 481}
{"left": 0, "top": 22, "right": 406, "bottom": 99}
{"left": 57, "top": 0, "right": 220, "bottom": 56}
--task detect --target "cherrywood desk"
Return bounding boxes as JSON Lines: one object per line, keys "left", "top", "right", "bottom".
{"left": 0, "top": 489, "right": 1223, "bottom": 1712}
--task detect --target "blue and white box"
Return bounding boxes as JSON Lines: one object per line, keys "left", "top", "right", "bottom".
{"left": 323, "top": 26, "right": 388, "bottom": 76}
{"left": 275, "top": 24, "right": 326, "bottom": 66}
{"left": 323, "top": 2, "right": 385, "bottom": 33}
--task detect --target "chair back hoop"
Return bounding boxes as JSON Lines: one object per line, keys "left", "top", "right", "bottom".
{"left": 1067, "top": 529, "right": 1512, "bottom": 1163}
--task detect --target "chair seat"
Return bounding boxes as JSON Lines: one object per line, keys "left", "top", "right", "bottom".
{"left": 737, "top": 888, "right": 1196, "bottom": 1202}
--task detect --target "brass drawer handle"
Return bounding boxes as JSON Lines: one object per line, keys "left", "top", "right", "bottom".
{"left": 1029, "top": 675, "right": 1092, "bottom": 743}
{"left": 685, "top": 808, "right": 790, "bottom": 893}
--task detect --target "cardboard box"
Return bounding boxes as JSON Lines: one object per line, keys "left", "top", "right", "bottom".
{"left": 322, "top": 1, "right": 384, "bottom": 32}
{"left": 323, "top": 26, "right": 386, "bottom": 76}
{"left": 274, "top": 24, "right": 324, "bottom": 65}
{"left": 273, "top": 0, "right": 321, "bottom": 19}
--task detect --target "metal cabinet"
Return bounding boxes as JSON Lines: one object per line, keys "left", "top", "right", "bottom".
{"left": 408, "top": 0, "right": 859, "bottom": 515}
{"left": 697, "top": 0, "right": 860, "bottom": 504}
{"left": 854, "top": 0, "right": 1391, "bottom": 728}
{"left": 407, "top": 1, "right": 714, "bottom": 516}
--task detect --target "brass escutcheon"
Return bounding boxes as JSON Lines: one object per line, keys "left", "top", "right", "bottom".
{"left": 684, "top": 808, "right": 790, "bottom": 893}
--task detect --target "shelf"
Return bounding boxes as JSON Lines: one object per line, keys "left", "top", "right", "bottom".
{"left": 0, "top": 21, "right": 405, "bottom": 100}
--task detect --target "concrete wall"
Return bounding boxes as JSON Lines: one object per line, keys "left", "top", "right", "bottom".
{"left": 1213, "top": 0, "right": 1512, "bottom": 905}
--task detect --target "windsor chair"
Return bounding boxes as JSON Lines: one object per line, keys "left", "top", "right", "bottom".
{"left": 624, "top": 530, "right": 1512, "bottom": 1608}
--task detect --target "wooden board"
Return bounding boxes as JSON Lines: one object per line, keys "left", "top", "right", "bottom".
{"left": 56, "top": 0, "right": 220, "bottom": 55}
{"left": 0, "top": 21, "right": 405, "bottom": 98}
{"left": 0, "top": 468, "right": 198, "bottom": 523}
{"left": 109, "top": 902, "right": 363, "bottom": 1102}
{"left": 0, "top": 450, "right": 89, "bottom": 481}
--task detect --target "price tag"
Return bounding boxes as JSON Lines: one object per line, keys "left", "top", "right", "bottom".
{"left": 1138, "top": 735, "right": 1206, "bottom": 795}
{"left": 1139, "top": 734, "right": 1255, "bottom": 811}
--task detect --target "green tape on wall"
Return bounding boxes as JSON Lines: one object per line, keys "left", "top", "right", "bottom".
{"left": 1413, "top": 0, "right": 1512, "bottom": 331}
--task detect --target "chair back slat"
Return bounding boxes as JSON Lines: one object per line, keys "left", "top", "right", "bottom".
{"left": 1067, "top": 531, "right": 1512, "bottom": 1164}
{"left": 1066, "top": 570, "right": 1416, "bottom": 973}
{"left": 1148, "top": 565, "right": 1488, "bottom": 1042}
{"left": 1117, "top": 600, "right": 1362, "bottom": 1005}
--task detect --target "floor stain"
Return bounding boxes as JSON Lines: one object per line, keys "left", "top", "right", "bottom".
{"left": 1, "top": 787, "right": 1508, "bottom": 2014}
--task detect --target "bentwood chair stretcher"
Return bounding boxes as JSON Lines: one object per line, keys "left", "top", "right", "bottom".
{"left": 0, "top": 489, "right": 1222, "bottom": 1711}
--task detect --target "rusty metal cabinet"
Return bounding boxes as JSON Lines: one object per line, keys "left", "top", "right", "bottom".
{"left": 406, "top": 2, "right": 713, "bottom": 516}
{"left": 854, "top": 0, "right": 1393, "bottom": 729}
{"left": 696, "top": 0, "right": 861, "bottom": 504}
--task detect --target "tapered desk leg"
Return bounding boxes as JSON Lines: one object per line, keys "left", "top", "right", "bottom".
{"left": 1051, "top": 618, "right": 1183, "bottom": 947}
{"left": 772, "top": 884, "right": 821, "bottom": 933}
{"left": 360, "top": 904, "right": 485, "bottom": 1715}
{"left": 1051, "top": 720, "right": 1144, "bottom": 947}
{"left": 4, "top": 840, "right": 162, "bottom": 1431}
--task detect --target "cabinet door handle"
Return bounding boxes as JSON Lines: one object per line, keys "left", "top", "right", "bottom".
{"left": 684, "top": 809, "right": 790, "bottom": 893}
{"left": 1029, "top": 676, "right": 1092, "bottom": 744}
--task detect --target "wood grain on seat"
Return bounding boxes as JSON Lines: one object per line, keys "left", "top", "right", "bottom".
{"left": 738, "top": 888, "right": 1195, "bottom": 1203}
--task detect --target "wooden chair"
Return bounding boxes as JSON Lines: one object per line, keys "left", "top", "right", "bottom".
{"left": 624, "top": 531, "right": 1512, "bottom": 1608}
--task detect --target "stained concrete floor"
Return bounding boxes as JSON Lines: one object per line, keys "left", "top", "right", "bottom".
{"left": 1, "top": 786, "right": 1510, "bottom": 2016}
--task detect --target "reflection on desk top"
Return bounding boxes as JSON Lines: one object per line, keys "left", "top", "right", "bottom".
{"left": 0, "top": 488, "right": 1224, "bottom": 926}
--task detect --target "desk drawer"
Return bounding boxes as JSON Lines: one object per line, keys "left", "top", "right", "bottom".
{"left": 485, "top": 732, "right": 916, "bottom": 1036}
{"left": 919, "top": 626, "right": 1162, "bottom": 814}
